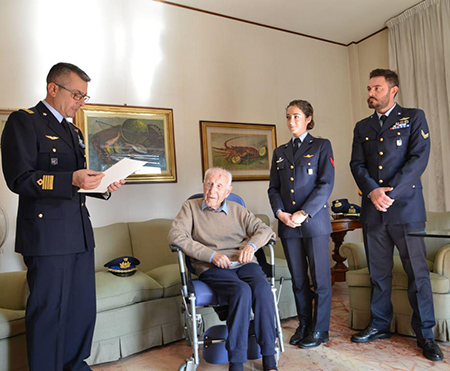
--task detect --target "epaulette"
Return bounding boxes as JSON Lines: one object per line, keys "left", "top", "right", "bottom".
{"left": 20, "top": 108, "right": 35, "bottom": 114}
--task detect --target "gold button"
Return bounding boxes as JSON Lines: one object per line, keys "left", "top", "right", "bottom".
{"left": 290, "top": 177, "right": 294, "bottom": 181}
{"left": 412, "top": 185, "right": 416, "bottom": 188}
{"left": 290, "top": 165, "right": 294, "bottom": 169}
{"left": 292, "top": 201, "right": 296, "bottom": 205}
{"left": 397, "top": 132, "right": 401, "bottom": 136}
{"left": 380, "top": 137, "right": 384, "bottom": 142}
{"left": 52, "top": 148, "right": 56, "bottom": 152}
{"left": 277, "top": 167, "right": 279, "bottom": 170}
{"left": 379, "top": 151, "right": 384, "bottom": 156}
{"left": 308, "top": 162, "right": 311, "bottom": 166}
{"left": 38, "top": 213, "right": 43, "bottom": 218}
{"left": 379, "top": 179, "right": 383, "bottom": 184}
{"left": 290, "top": 189, "right": 294, "bottom": 193}
{"left": 379, "top": 165, "right": 383, "bottom": 170}
{"left": 324, "top": 205, "right": 327, "bottom": 208}
{"left": 365, "top": 137, "right": 369, "bottom": 141}
{"left": 81, "top": 203, "right": 84, "bottom": 207}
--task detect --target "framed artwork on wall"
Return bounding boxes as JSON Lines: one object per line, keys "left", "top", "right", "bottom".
{"left": 0, "top": 110, "right": 14, "bottom": 147}
{"left": 200, "top": 121, "right": 277, "bottom": 181}
{"left": 74, "top": 104, "right": 177, "bottom": 183}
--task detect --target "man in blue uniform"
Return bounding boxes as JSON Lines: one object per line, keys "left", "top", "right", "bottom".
{"left": 1, "top": 62, "right": 124, "bottom": 370}
{"left": 350, "top": 69, "right": 443, "bottom": 361}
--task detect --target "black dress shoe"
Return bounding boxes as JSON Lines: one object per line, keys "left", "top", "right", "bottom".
{"left": 289, "top": 325, "right": 308, "bottom": 345}
{"left": 417, "top": 338, "right": 444, "bottom": 361}
{"left": 351, "top": 326, "right": 391, "bottom": 343}
{"left": 298, "top": 331, "right": 329, "bottom": 349}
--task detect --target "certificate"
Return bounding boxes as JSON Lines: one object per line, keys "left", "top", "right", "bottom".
{"left": 78, "top": 158, "right": 147, "bottom": 193}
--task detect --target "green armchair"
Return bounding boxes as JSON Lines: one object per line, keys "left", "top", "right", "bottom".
{"left": 341, "top": 211, "right": 450, "bottom": 341}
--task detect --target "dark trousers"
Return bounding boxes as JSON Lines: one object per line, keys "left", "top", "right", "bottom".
{"left": 363, "top": 223, "right": 435, "bottom": 339}
{"left": 281, "top": 235, "right": 332, "bottom": 332}
{"left": 24, "top": 250, "right": 96, "bottom": 371}
{"left": 199, "top": 263, "right": 276, "bottom": 363}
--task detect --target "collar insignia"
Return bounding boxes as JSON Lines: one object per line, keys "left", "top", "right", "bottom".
{"left": 45, "top": 135, "right": 59, "bottom": 140}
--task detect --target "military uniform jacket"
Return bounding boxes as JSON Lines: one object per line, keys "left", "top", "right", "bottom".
{"left": 350, "top": 104, "right": 430, "bottom": 225}
{"left": 268, "top": 134, "right": 335, "bottom": 238}
{"left": 1, "top": 102, "right": 99, "bottom": 256}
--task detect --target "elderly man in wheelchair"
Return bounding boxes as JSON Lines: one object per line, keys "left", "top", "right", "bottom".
{"left": 169, "top": 167, "right": 282, "bottom": 371}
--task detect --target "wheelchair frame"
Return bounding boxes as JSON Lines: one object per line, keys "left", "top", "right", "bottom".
{"left": 171, "top": 240, "right": 285, "bottom": 371}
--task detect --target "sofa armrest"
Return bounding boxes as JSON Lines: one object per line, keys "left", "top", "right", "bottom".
{"left": 434, "top": 244, "right": 450, "bottom": 277}
{"left": 0, "top": 270, "right": 28, "bottom": 310}
{"left": 340, "top": 242, "right": 367, "bottom": 270}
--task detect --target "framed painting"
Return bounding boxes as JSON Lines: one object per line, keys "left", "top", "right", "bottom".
{"left": 200, "top": 121, "right": 277, "bottom": 181}
{"left": 0, "top": 110, "right": 14, "bottom": 147}
{"left": 74, "top": 104, "right": 177, "bottom": 183}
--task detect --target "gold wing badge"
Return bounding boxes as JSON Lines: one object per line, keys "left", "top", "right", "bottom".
{"left": 421, "top": 130, "right": 429, "bottom": 139}
{"left": 45, "top": 135, "right": 59, "bottom": 140}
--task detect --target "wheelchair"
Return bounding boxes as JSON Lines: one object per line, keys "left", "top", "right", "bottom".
{"left": 170, "top": 193, "right": 285, "bottom": 371}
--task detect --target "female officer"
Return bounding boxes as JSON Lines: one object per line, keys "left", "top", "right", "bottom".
{"left": 268, "top": 100, "right": 335, "bottom": 349}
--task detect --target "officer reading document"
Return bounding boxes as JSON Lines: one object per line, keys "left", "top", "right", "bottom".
{"left": 349, "top": 69, "right": 443, "bottom": 361}
{"left": 1, "top": 62, "right": 125, "bottom": 371}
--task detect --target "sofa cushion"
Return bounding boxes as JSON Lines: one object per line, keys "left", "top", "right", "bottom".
{"left": 94, "top": 223, "right": 133, "bottom": 272}
{"left": 96, "top": 270, "right": 163, "bottom": 312}
{"left": 147, "top": 264, "right": 182, "bottom": 298}
{"left": 0, "top": 271, "right": 28, "bottom": 310}
{"left": 0, "top": 309, "right": 25, "bottom": 340}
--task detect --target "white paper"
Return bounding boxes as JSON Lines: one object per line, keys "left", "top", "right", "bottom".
{"left": 78, "top": 158, "right": 147, "bottom": 193}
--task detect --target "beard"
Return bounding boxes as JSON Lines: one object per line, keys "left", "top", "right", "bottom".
{"left": 367, "top": 91, "right": 390, "bottom": 110}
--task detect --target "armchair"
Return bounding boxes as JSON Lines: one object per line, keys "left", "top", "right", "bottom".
{"left": 341, "top": 211, "right": 450, "bottom": 341}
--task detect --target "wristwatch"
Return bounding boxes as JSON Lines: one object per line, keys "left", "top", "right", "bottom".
{"left": 300, "top": 210, "right": 309, "bottom": 218}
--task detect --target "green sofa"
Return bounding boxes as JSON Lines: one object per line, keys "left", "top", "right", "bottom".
{"left": 0, "top": 214, "right": 295, "bottom": 370}
{"left": 341, "top": 211, "right": 450, "bottom": 341}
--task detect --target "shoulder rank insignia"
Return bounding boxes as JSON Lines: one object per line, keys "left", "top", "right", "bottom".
{"left": 45, "top": 135, "right": 59, "bottom": 140}
{"left": 36, "top": 175, "right": 54, "bottom": 190}
{"left": 421, "top": 130, "right": 429, "bottom": 139}
{"left": 304, "top": 154, "right": 314, "bottom": 158}
{"left": 20, "top": 108, "right": 34, "bottom": 114}
{"left": 276, "top": 157, "right": 284, "bottom": 163}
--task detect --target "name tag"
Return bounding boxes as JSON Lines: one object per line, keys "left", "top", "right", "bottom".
{"left": 308, "top": 168, "right": 313, "bottom": 175}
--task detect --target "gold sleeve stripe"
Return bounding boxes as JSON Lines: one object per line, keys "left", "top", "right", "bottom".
{"left": 37, "top": 175, "right": 54, "bottom": 190}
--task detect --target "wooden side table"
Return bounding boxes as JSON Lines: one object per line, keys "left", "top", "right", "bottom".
{"left": 330, "top": 218, "right": 362, "bottom": 283}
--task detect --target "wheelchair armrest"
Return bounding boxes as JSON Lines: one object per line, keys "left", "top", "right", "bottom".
{"left": 170, "top": 244, "right": 189, "bottom": 297}
{"left": 170, "top": 244, "right": 181, "bottom": 253}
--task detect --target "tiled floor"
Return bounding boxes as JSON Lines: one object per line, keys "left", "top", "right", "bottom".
{"left": 92, "top": 283, "right": 449, "bottom": 370}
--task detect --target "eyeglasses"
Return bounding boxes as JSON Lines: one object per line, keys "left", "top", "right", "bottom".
{"left": 55, "top": 83, "right": 90, "bottom": 102}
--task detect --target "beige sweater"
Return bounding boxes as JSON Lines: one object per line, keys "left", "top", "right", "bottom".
{"left": 168, "top": 198, "right": 275, "bottom": 275}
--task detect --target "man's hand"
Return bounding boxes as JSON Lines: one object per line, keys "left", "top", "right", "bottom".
{"left": 291, "top": 210, "right": 308, "bottom": 225}
{"left": 369, "top": 187, "right": 395, "bottom": 212}
{"left": 107, "top": 179, "right": 125, "bottom": 193}
{"left": 277, "top": 210, "right": 300, "bottom": 229}
{"left": 212, "top": 252, "right": 231, "bottom": 269}
{"left": 72, "top": 169, "right": 104, "bottom": 190}
{"left": 239, "top": 244, "right": 255, "bottom": 264}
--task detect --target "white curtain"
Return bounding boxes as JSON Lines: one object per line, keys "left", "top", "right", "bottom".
{"left": 387, "top": 0, "right": 450, "bottom": 212}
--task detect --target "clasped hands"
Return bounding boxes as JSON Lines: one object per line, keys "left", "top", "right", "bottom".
{"left": 72, "top": 169, "right": 125, "bottom": 193}
{"left": 369, "top": 187, "right": 395, "bottom": 212}
{"left": 277, "top": 210, "right": 308, "bottom": 229}
{"left": 212, "top": 244, "right": 255, "bottom": 269}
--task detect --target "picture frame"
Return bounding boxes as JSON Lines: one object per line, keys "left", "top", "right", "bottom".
{"left": 0, "top": 110, "right": 14, "bottom": 147}
{"left": 200, "top": 121, "right": 277, "bottom": 181}
{"left": 74, "top": 104, "right": 177, "bottom": 183}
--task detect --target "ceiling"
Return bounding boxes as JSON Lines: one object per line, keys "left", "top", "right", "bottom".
{"left": 159, "top": 0, "right": 424, "bottom": 45}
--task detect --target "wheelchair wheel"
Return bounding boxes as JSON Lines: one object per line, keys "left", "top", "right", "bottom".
{"left": 179, "top": 357, "right": 197, "bottom": 371}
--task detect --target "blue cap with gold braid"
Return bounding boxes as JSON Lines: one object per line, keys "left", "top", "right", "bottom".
{"left": 104, "top": 256, "right": 140, "bottom": 277}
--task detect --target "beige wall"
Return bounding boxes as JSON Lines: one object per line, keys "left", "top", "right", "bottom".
{"left": 0, "top": 0, "right": 387, "bottom": 272}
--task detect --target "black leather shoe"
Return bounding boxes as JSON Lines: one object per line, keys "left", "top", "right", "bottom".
{"left": 289, "top": 325, "right": 308, "bottom": 345}
{"left": 351, "top": 326, "right": 392, "bottom": 343}
{"left": 417, "top": 338, "right": 444, "bottom": 361}
{"left": 298, "top": 331, "right": 329, "bottom": 349}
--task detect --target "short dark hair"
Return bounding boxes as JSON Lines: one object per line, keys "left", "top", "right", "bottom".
{"left": 369, "top": 68, "right": 399, "bottom": 89}
{"left": 286, "top": 100, "right": 315, "bottom": 130}
{"left": 46, "top": 62, "right": 91, "bottom": 84}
